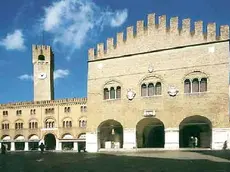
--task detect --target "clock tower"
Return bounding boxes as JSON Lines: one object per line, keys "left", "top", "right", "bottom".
{"left": 32, "top": 45, "right": 54, "bottom": 101}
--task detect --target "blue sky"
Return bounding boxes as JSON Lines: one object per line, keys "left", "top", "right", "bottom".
{"left": 0, "top": 0, "right": 229, "bottom": 103}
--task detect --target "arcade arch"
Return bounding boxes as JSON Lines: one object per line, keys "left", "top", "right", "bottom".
{"left": 44, "top": 133, "right": 56, "bottom": 150}
{"left": 28, "top": 134, "right": 40, "bottom": 150}
{"left": 136, "top": 118, "right": 165, "bottom": 148}
{"left": 1, "top": 135, "right": 11, "bottom": 150}
{"left": 14, "top": 135, "right": 25, "bottom": 150}
{"left": 61, "top": 133, "right": 74, "bottom": 150}
{"left": 179, "top": 115, "right": 212, "bottom": 148}
{"left": 97, "top": 120, "right": 123, "bottom": 149}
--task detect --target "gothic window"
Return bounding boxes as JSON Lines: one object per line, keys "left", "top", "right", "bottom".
{"left": 63, "top": 118, "right": 72, "bottom": 128}
{"left": 45, "top": 119, "right": 55, "bottom": 128}
{"left": 104, "top": 88, "right": 109, "bottom": 100}
{"left": 3, "top": 111, "right": 8, "bottom": 116}
{"left": 110, "top": 87, "right": 115, "bottom": 99}
{"left": 64, "top": 107, "right": 71, "bottom": 113}
{"left": 79, "top": 120, "right": 87, "bottom": 128}
{"left": 16, "top": 110, "right": 22, "bottom": 116}
{"left": 103, "top": 80, "right": 122, "bottom": 100}
{"left": 184, "top": 79, "right": 191, "bottom": 93}
{"left": 45, "top": 108, "right": 55, "bottom": 114}
{"left": 30, "top": 109, "right": 36, "bottom": 115}
{"left": 116, "top": 86, "right": 121, "bottom": 99}
{"left": 155, "top": 82, "right": 162, "bottom": 95}
{"left": 79, "top": 117, "right": 87, "bottom": 128}
{"left": 192, "top": 78, "right": 199, "bottom": 93}
{"left": 2, "top": 121, "right": 9, "bottom": 130}
{"left": 141, "top": 84, "right": 147, "bottom": 97}
{"left": 200, "top": 78, "right": 207, "bottom": 92}
{"left": 80, "top": 105, "right": 87, "bottom": 112}
{"left": 15, "top": 121, "right": 23, "bottom": 130}
{"left": 29, "top": 120, "right": 38, "bottom": 129}
{"left": 148, "top": 83, "right": 154, "bottom": 96}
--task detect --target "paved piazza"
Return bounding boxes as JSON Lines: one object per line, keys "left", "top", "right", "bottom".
{"left": 0, "top": 150, "right": 230, "bottom": 172}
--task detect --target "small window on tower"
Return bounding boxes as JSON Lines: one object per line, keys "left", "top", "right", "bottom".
{"left": 38, "top": 55, "right": 45, "bottom": 61}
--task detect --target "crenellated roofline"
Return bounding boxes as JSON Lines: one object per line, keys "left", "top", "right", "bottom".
{"left": 88, "top": 13, "right": 229, "bottom": 61}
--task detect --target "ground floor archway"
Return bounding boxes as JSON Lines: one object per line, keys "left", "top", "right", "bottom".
{"left": 61, "top": 133, "right": 74, "bottom": 150}
{"left": 1, "top": 135, "right": 11, "bottom": 150}
{"left": 179, "top": 115, "right": 212, "bottom": 148}
{"left": 44, "top": 133, "right": 56, "bottom": 150}
{"left": 28, "top": 135, "right": 39, "bottom": 150}
{"left": 136, "top": 118, "right": 165, "bottom": 148}
{"left": 14, "top": 135, "right": 25, "bottom": 150}
{"left": 98, "top": 119, "right": 123, "bottom": 149}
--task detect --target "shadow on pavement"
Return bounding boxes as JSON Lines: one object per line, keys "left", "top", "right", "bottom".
{"left": 0, "top": 152, "right": 229, "bottom": 172}
{"left": 190, "top": 150, "right": 230, "bottom": 161}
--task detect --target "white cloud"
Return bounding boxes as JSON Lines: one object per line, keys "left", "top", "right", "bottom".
{"left": 18, "top": 74, "right": 33, "bottom": 81}
{"left": 110, "top": 9, "right": 128, "bottom": 27}
{"left": 40, "top": 0, "right": 128, "bottom": 59}
{"left": 54, "top": 69, "right": 70, "bottom": 80}
{"left": 0, "top": 30, "right": 26, "bottom": 51}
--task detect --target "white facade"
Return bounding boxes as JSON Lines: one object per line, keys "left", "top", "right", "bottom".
{"left": 85, "top": 128, "right": 230, "bottom": 152}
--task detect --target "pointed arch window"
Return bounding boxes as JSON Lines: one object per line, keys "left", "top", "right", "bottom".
{"left": 155, "top": 82, "right": 162, "bottom": 95}
{"left": 184, "top": 79, "right": 191, "bottom": 93}
{"left": 2, "top": 121, "right": 9, "bottom": 130}
{"left": 104, "top": 88, "right": 109, "bottom": 100}
{"left": 116, "top": 86, "right": 121, "bottom": 99}
{"left": 15, "top": 122, "right": 23, "bottom": 130}
{"left": 200, "top": 78, "right": 207, "bottom": 92}
{"left": 192, "top": 78, "right": 199, "bottom": 93}
{"left": 148, "top": 83, "right": 154, "bottom": 96}
{"left": 110, "top": 87, "right": 115, "bottom": 99}
{"left": 141, "top": 84, "right": 147, "bottom": 97}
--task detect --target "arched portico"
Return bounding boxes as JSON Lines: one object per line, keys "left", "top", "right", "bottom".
{"left": 179, "top": 115, "right": 212, "bottom": 148}
{"left": 28, "top": 134, "right": 39, "bottom": 150}
{"left": 136, "top": 118, "right": 165, "bottom": 148}
{"left": 97, "top": 119, "right": 123, "bottom": 149}
{"left": 14, "top": 135, "right": 25, "bottom": 150}
{"left": 44, "top": 133, "right": 56, "bottom": 150}
{"left": 61, "top": 133, "right": 74, "bottom": 150}
{"left": 1, "top": 135, "right": 11, "bottom": 150}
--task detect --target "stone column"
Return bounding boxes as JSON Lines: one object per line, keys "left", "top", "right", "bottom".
{"left": 123, "top": 128, "right": 136, "bottom": 149}
{"left": 11, "top": 142, "right": 15, "bottom": 151}
{"left": 164, "top": 128, "right": 179, "bottom": 149}
{"left": 86, "top": 132, "right": 98, "bottom": 153}
{"left": 55, "top": 139, "right": 61, "bottom": 151}
{"left": 24, "top": 142, "right": 29, "bottom": 151}
{"left": 73, "top": 142, "right": 78, "bottom": 151}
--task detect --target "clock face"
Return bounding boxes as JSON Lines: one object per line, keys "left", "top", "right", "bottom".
{"left": 38, "top": 73, "right": 47, "bottom": 79}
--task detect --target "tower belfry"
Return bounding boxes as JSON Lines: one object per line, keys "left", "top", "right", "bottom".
{"left": 32, "top": 45, "right": 54, "bottom": 101}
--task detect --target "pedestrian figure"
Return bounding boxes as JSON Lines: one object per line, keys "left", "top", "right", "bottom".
{"left": 223, "top": 140, "right": 227, "bottom": 150}
{"left": 190, "top": 136, "right": 194, "bottom": 148}
{"left": 39, "top": 143, "right": 45, "bottom": 153}
{"left": 1, "top": 144, "right": 6, "bottom": 154}
{"left": 194, "top": 137, "right": 198, "bottom": 148}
